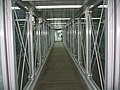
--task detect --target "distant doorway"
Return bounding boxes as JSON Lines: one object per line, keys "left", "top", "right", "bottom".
{"left": 55, "top": 30, "right": 63, "bottom": 41}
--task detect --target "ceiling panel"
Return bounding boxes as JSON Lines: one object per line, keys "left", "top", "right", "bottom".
{"left": 32, "top": 0, "right": 84, "bottom": 6}
{"left": 21, "top": 0, "right": 86, "bottom": 29}
{"left": 38, "top": 8, "right": 79, "bottom": 18}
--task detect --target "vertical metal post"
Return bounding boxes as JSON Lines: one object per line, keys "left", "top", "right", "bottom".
{"left": 0, "top": 0, "right": 9, "bottom": 89}
{"left": 67, "top": 28, "right": 69, "bottom": 47}
{"left": 63, "top": 30, "right": 66, "bottom": 45}
{"left": 69, "top": 25, "right": 71, "bottom": 50}
{"left": 78, "top": 18, "right": 82, "bottom": 64}
{"left": 72, "top": 20, "right": 74, "bottom": 54}
{"left": 65, "top": 29, "right": 67, "bottom": 45}
{"left": 43, "top": 22, "right": 46, "bottom": 57}
{"left": 65, "top": 29, "right": 67, "bottom": 44}
{"left": 47, "top": 26, "right": 49, "bottom": 47}
{"left": 41, "top": 24, "right": 43, "bottom": 59}
{"left": 68, "top": 26, "right": 70, "bottom": 48}
{"left": 1, "top": 0, "right": 18, "bottom": 90}
{"left": 45, "top": 23, "right": 48, "bottom": 53}
{"left": 48, "top": 27, "right": 51, "bottom": 47}
{"left": 52, "top": 30, "right": 55, "bottom": 45}
{"left": 66, "top": 27, "right": 68, "bottom": 47}
{"left": 44, "top": 23, "right": 46, "bottom": 55}
{"left": 46, "top": 24, "right": 47, "bottom": 52}
{"left": 50, "top": 29, "right": 52, "bottom": 46}
{"left": 70, "top": 24, "right": 72, "bottom": 52}
{"left": 27, "top": 10, "right": 34, "bottom": 79}
{"left": 72, "top": 20, "right": 75, "bottom": 54}
{"left": 114, "top": 0, "right": 120, "bottom": 89}
{"left": 37, "top": 18, "right": 42, "bottom": 65}
{"left": 64, "top": 29, "right": 65, "bottom": 45}
{"left": 105, "top": 0, "right": 117, "bottom": 90}
{"left": 85, "top": 9, "right": 92, "bottom": 76}
{"left": 68, "top": 26, "right": 70, "bottom": 47}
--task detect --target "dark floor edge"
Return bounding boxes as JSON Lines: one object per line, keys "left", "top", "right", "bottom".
{"left": 23, "top": 43, "right": 54, "bottom": 90}
{"left": 63, "top": 42, "right": 100, "bottom": 90}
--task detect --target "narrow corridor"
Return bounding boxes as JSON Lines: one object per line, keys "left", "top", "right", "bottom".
{"left": 1, "top": 0, "right": 119, "bottom": 89}
{"left": 34, "top": 42, "right": 88, "bottom": 90}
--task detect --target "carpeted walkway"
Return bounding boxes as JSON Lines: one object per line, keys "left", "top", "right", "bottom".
{"left": 34, "top": 42, "right": 88, "bottom": 90}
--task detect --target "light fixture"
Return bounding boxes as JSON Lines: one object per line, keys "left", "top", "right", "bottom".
{"left": 80, "top": 18, "right": 101, "bottom": 20}
{"left": 12, "top": 7, "right": 20, "bottom": 10}
{"left": 98, "top": 5, "right": 108, "bottom": 8}
{"left": 90, "top": 5, "right": 94, "bottom": 8}
{"left": 25, "top": 7, "right": 28, "bottom": 9}
{"left": 35, "top": 5, "right": 82, "bottom": 9}
{"left": 46, "top": 18, "right": 70, "bottom": 20}
{"left": 15, "top": 19, "right": 26, "bottom": 21}
{"left": 51, "top": 23, "right": 67, "bottom": 25}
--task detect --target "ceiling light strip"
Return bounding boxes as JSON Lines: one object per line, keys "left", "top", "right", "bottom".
{"left": 35, "top": 5, "right": 82, "bottom": 9}
{"left": 51, "top": 23, "right": 67, "bottom": 24}
{"left": 46, "top": 18, "right": 70, "bottom": 20}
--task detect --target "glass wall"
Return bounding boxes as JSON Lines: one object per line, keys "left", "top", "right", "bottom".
{"left": 63, "top": 1, "right": 108, "bottom": 90}
{"left": 12, "top": 3, "right": 55, "bottom": 90}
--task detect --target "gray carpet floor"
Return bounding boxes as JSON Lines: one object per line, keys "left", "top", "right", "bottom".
{"left": 34, "top": 42, "right": 88, "bottom": 90}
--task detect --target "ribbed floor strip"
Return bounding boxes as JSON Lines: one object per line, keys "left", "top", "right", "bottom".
{"left": 34, "top": 42, "right": 88, "bottom": 90}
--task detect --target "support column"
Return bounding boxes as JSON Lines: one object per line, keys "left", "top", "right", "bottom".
{"left": 105, "top": 0, "right": 118, "bottom": 90}
{"left": 72, "top": 20, "right": 75, "bottom": 55}
{"left": 68, "top": 26, "right": 70, "bottom": 48}
{"left": 37, "top": 18, "right": 42, "bottom": 65}
{"left": 78, "top": 18, "right": 82, "bottom": 64}
{"left": 43, "top": 22, "right": 46, "bottom": 57}
{"left": 27, "top": 10, "right": 34, "bottom": 79}
{"left": 67, "top": 27, "right": 69, "bottom": 47}
{"left": 105, "top": 0, "right": 115, "bottom": 89}
{"left": 0, "top": 0, "right": 10, "bottom": 90}
{"left": 70, "top": 24, "right": 73, "bottom": 53}
{"left": 67, "top": 26, "right": 69, "bottom": 48}
{"left": 85, "top": 9, "right": 92, "bottom": 76}
{"left": 1, "top": 0, "right": 18, "bottom": 90}
{"left": 114, "top": 0, "right": 120, "bottom": 89}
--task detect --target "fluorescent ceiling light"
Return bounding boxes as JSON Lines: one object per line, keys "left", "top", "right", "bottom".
{"left": 15, "top": 18, "right": 35, "bottom": 21}
{"left": 35, "top": 5, "right": 82, "bottom": 9}
{"left": 52, "top": 25, "right": 65, "bottom": 27}
{"left": 15, "top": 19, "right": 26, "bottom": 21}
{"left": 12, "top": 6, "right": 28, "bottom": 10}
{"left": 90, "top": 5, "right": 108, "bottom": 8}
{"left": 90, "top": 5, "right": 94, "bottom": 8}
{"left": 47, "top": 18, "right": 70, "bottom": 20}
{"left": 25, "top": 7, "right": 28, "bottom": 9}
{"left": 51, "top": 23, "right": 67, "bottom": 25}
{"left": 89, "top": 5, "right": 108, "bottom": 9}
{"left": 80, "top": 18, "right": 101, "bottom": 20}
{"left": 98, "top": 5, "right": 108, "bottom": 8}
{"left": 12, "top": 7, "right": 20, "bottom": 10}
